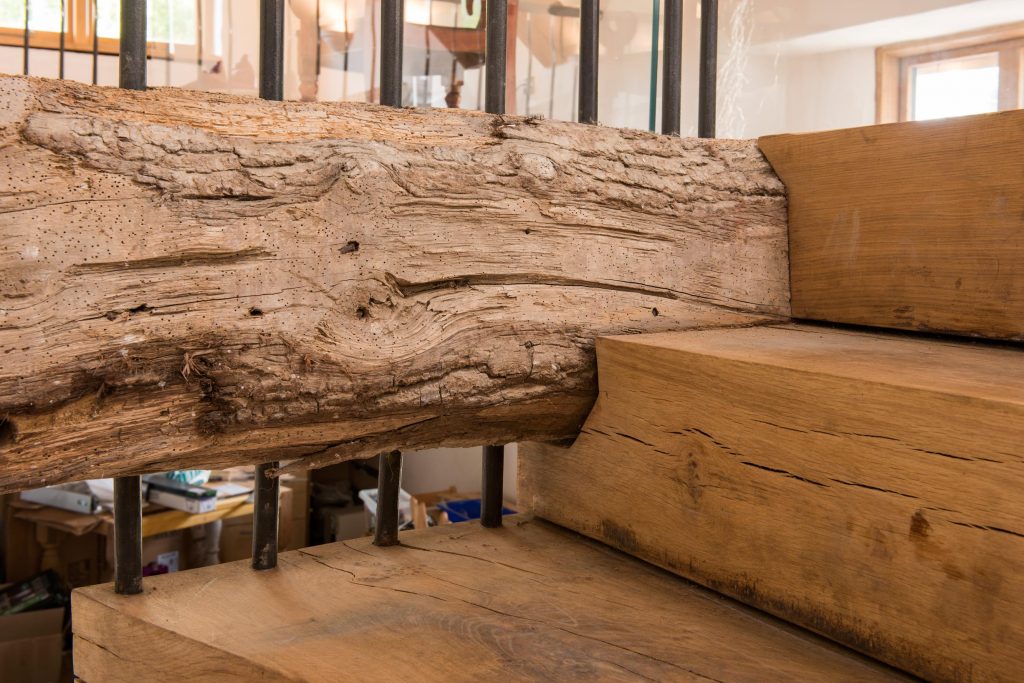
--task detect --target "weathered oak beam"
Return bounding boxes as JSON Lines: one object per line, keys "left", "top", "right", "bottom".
{"left": 0, "top": 76, "right": 788, "bottom": 492}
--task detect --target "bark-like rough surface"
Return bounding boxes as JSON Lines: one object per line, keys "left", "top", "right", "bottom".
{"left": 0, "top": 76, "right": 789, "bottom": 492}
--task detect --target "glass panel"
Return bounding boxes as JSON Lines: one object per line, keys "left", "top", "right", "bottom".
{"left": 4, "top": 0, "right": 1021, "bottom": 131}
{"left": 911, "top": 52, "right": 1000, "bottom": 121}
{"left": 96, "top": 0, "right": 198, "bottom": 46}
{"left": 301, "top": 0, "right": 659, "bottom": 128}
{"left": 96, "top": 0, "right": 119, "bottom": 39}
{"left": 0, "top": 0, "right": 61, "bottom": 32}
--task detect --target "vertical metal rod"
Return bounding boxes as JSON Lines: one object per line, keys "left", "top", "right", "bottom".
{"left": 524, "top": 11, "right": 532, "bottom": 115}
{"left": 252, "top": 462, "right": 280, "bottom": 570}
{"left": 373, "top": 1, "right": 403, "bottom": 546}
{"left": 485, "top": 0, "right": 507, "bottom": 114}
{"left": 22, "top": 0, "right": 29, "bottom": 76}
{"left": 196, "top": 0, "right": 204, "bottom": 74}
{"left": 92, "top": 0, "right": 99, "bottom": 85}
{"left": 661, "top": 0, "right": 682, "bottom": 135}
{"left": 648, "top": 0, "right": 660, "bottom": 131}
{"left": 547, "top": 13, "right": 555, "bottom": 119}
{"left": 119, "top": 0, "right": 148, "bottom": 90}
{"left": 698, "top": 0, "right": 718, "bottom": 138}
{"left": 259, "top": 0, "right": 285, "bottom": 101}
{"left": 373, "top": 450, "right": 403, "bottom": 546}
{"left": 113, "top": 477, "right": 143, "bottom": 595}
{"left": 481, "top": 445, "right": 505, "bottom": 528}
{"left": 250, "top": 1, "right": 286, "bottom": 571}
{"left": 318, "top": 0, "right": 324, "bottom": 76}
{"left": 58, "top": 0, "right": 66, "bottom": 79}
{"left": 227, "top": 0, "right": 234, "bottom": 84}
{"left": 112, "top": 0, "right": 148, "bottom": 597}
{"left": 578, "top": 0, "right": 598, "bottom": 124}
{"left": 380, "top": 0, "right": 403, "bottom": 107}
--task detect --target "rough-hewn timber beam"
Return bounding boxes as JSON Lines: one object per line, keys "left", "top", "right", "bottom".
{"left": 0, "top": 76, "right": 789, "bottom": 492}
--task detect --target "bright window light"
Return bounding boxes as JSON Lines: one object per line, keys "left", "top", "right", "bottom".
{"left": 0, "top": 0, "right": 60, "bottom": 31}
{"left": 912, "top": 52, "right": 1000, "bottom": 121}
{"left": 93, "top": 0, "right": 196, "bottom": 46}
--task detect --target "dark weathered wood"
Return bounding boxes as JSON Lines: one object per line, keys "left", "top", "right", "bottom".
{"left": 0, "top": 76, "right": 788, "bottom": 492}
{"left": 520, "top": 324, "right": 1024, "bottom": 683}
{"left": 73, "top": 516, "right": 908, "bottom": 682}
{"left": 759, "top": 109, "right": 1024, "bottom": 341}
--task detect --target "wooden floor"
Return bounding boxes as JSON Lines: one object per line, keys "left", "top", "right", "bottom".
{"left": 73, "top": 517, "right": 908, "bottom": 682}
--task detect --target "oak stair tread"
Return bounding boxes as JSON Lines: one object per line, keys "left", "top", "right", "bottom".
{"left": 72, "top": 516, "right": 905, "bottom": 682}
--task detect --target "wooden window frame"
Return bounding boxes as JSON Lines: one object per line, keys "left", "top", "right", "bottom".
{"left": 876, "top": 22, "right": 1024, "bottom": 123}
{"left": 0, "top": 0, "right": 199, "bottom": 61}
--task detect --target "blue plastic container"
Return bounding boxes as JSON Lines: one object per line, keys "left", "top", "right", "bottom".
{"left": 436, "top": 498, "right": 515, "bottom": 523}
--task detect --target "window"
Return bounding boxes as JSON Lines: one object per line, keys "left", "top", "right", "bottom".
{"left": 0, "top": 0, "right": 198, "bottom": 57}
{"left": 877, "top": 23, "right": 1024, "bottom": 123}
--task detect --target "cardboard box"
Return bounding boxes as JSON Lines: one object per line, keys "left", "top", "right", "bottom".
{"left": 280, "top": 472, "right": 309, "bottom": 550}
{"left": 324, "top": 506, "right": 367, "bottom": 542}
{"left": 0, "top": 607, "right": 63, "bottom": 683}
{"left": 103, "top": 530, "right": 190, "bottom": 580}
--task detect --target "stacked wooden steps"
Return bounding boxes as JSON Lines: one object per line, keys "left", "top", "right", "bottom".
{"left": 72, "top": 517, "right": 907, "bottom": 682}
{"left": 520, "top": 324, "right": 1024, "bottom": 682}
{"left": 522, "top": 110, "right": 1024, "bottom": 683}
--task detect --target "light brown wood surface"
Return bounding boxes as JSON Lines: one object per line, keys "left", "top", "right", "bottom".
{"left": 0, "top": 75, "right": 789, "bottom": 492}
{"left": 73, "top": 516, "right": 906, "bottom": 682}
{"left": 759, "top": 109, "right": 1024, "bottom": 340}
{"left": 520, "top": 324, "right": 1024, "bottom": 683}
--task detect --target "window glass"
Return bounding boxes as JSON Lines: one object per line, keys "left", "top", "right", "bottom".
{"left": 96, "top": 0, "right": 198, "bottom": 46}
{"left": 911, "top": 52, "right": 1000, "bottom": 121}
{"left": 0, "top": 0, "right": 61, "bottom": 32}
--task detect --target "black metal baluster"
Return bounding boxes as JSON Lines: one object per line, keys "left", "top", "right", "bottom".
{"left": 481, "top": 445, "right": 505, "bottom": 528}
{"left": 112, "top": 0, "right": 147, "bottom": 597}
{"left": 259, "top": 0, "right": 284, "bottom": 101}
{"left": 480, "top": 0, "right": 508, "bottom": 529}
{"left": 648, "top": 0, "right": 660, "bottom": 132}
{"left": 196, "top": 0, "right": 203, "bottom": 73}
{"left": 113, "top": 476, "right": 143, "bottom": 595}
{"left": 58, "top": 0, "right": 66, "bottom": 79}
{"left": 578, "top": 0, "right": 598, "bottom": 124}
{"left": 485, "top": 0, "right": 507, "bottom": 114}
{"left": 251, "top": 0, "right": 285, "bottom": 571}
{"left": 698, "top": 0, "right": 718, "bottom": 138}
{"left": 371, "top": 0, "right": 404, "bottom": 546}
{"left": 661, "top": 0, "right": 682, "bottom": 135}
{"left": 22, "top": 0, "right": 29, "bottom": 76}
{"left": 92, "top": 0, "right": 99, "bottom": 85}
{"left": 119, "top": 0, "right": 147, "bottom": 90}
{"left": 374, "top": 450, "right": 403, "bottom": 546}
{"left": 252, "top": 462, "right": 280, "bottom": 569}
{"left": 380, "top": 0, "right": 403, "bottom": 107}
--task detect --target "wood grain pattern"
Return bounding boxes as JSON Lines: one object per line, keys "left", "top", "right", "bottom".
{"left": 0, "top": 75, "right": 789, "bottom": 492}
{"left": 72, "top": 516, "right": 906, "bottom": 682}
{"left": 519, "top": 324, "right": 1024, "bottom": 683}
{"left": 759, "top": 109, "right": 1024, "bottom": 340}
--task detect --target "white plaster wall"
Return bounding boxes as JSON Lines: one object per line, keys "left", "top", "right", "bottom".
{"left": 400, "top": 444, "right": 519, "bottom": 502}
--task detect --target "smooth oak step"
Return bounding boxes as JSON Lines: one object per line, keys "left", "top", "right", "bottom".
{"left": 72, "top": 516, "right": 904, "bottom": 682}
{"left": 521, "top": 323, "right": 1024, "bottom": 683}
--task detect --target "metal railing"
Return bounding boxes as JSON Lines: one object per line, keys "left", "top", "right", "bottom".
{"left": 17, "top": 0, "right": 718, "bottom": 592}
